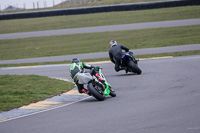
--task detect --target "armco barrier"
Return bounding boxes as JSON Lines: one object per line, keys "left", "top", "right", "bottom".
{"left": 0, "top": 0, "right": 200, "bottom": 20}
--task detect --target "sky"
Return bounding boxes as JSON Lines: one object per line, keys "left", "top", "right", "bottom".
{"left": 0, "top": 0, "right": 65, "bottom": 10}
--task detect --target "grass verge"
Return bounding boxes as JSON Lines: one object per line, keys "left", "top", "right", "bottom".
{"left": 0, "top": 5, "right": 200, "bottom": 34}
{"left": 1, "top": 50, "right": 199, "bottom": 68}
{"left": 1, "top": 25, "right": 200, "bottom": 61}
{"left": 0, "top": 75, "right": 74, "bottom": 112}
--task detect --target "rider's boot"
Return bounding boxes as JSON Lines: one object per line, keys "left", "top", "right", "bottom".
{"left": 95, "top": 73, "right": 105, "bottom": 83}
{"left": 125, "top": 67, "right": 129, "bottom": 74}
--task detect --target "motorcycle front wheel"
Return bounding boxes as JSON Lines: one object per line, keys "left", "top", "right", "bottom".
{"left": 88, "top": 82, "right": 105, "bottom": 101}
{"left": 109, "top": 90, "right": 116, "bottom": 97}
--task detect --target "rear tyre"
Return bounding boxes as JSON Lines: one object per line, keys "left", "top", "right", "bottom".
{"left": 88, "top": 82, "right": 105, "bottom": 101}
{"left": 128, "top": 61, "right": 142, "bottom": 74}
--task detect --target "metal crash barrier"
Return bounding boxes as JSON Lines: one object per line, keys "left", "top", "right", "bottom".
{"left": 0, "top": 0, "right": 200, "bottom": 20}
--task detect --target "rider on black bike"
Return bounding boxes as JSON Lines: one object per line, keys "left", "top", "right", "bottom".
{"left": 69, "top": 58, "right": 105, "bottom": 95}
{"left": 108, "top": 40, "right": 130, "bottom": 72}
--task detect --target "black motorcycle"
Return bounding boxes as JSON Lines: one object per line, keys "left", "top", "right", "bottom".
{"left": 120, "top": 52, "right": 142, "bottom": 74}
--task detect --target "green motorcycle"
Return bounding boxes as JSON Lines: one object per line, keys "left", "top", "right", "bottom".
{"left": 77, "top": 68, "right": 116, "bottom": 101}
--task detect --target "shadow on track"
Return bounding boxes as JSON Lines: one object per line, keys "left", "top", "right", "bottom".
{"left": 82, "top": 96, "right": 114, "bottom": 102}
{"left": 115, "top": 73, "right": 141, "bottom": 77}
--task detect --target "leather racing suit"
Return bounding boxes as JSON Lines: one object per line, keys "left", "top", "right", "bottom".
{"left": 69, "top": 62, "right": 101, "bottom": 93}
{"left": 109, "top": 44, "right": 129, "bottom": 72}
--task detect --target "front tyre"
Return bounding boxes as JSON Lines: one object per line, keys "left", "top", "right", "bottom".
{"left": 109, "top": 90, "right": 116, "bottom": 97}
{"left": 128, "top": 61, "right": 142, "bottom": 74}
{"left": 88, "top": 82, "right": 105, "bottom": 101}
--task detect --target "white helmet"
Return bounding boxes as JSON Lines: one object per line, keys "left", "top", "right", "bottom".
{"left": 109, "top": 40, "right": 117, "bottom": 47}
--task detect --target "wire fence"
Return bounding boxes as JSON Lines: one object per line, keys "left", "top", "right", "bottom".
{"left": 0, "top": 0, "right": 66, "bottom": 11}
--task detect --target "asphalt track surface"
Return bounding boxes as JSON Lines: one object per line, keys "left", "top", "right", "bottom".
{"left": 0, "top": 55, "right": 200, "bottom": 133}
{"left": 0, "top": 18, "right": 200, "bottom": 40}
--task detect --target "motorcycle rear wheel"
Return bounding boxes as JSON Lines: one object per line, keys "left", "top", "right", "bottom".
{"left": 88, "top": 82, "right": 105, "bottom": 101}
{"left": 128, "top": 61, "right": 142, "bottom": 74}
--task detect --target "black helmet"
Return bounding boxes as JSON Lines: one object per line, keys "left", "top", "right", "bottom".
{"left": 71, "top": 58, "right": 80, "bottom": 63}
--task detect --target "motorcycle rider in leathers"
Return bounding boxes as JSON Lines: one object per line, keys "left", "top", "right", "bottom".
{"left": 109, "top": 40, "right": 130, "bottom": 72}
{"left": 69, "top": 58, "right": 105, "bottom": 95}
